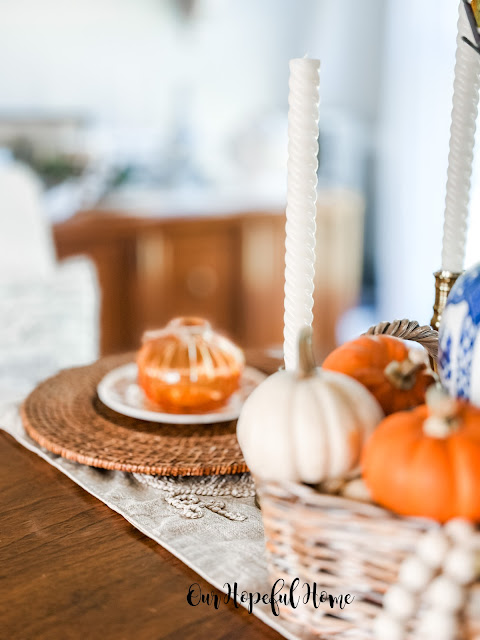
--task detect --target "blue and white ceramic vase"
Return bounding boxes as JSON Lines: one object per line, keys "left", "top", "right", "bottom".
{"left": 438, "top": 263, "right": 480, "bottom": 404}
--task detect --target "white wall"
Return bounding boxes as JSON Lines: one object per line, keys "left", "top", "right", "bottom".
{"left": 376, "top": 0, "right": 459, "bottom": 322}
{"left": 0, "top": 0, "right": 178, "bottom": 127}
{"left": 0, "top": 0, "right": 384, "bottom": 146}
{"left": 188, "top": 0, "right": 384, "bottom": 183}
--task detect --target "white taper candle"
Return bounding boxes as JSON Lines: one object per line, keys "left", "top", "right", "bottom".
{"left": 441, "top": 1, "right": 480, "bottom": 273}
{"left": 284, "top": 58, "right": 320, "bottom": 371}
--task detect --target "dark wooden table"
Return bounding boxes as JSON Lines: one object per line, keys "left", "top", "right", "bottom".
{"left": 0, "top": 431, "right": 282, "bottom": 640}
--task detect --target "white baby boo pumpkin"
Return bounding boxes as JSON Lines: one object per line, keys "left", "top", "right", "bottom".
{"left": 237, "top": 328, "right": 384, "bottom": 484}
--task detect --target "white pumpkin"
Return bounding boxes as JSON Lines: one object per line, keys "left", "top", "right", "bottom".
{"left": 237, "top": 328, "right": 384, "bottom": 483}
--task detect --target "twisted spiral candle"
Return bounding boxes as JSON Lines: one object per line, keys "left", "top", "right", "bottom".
{"left": 441, "top": 1, "right": 480, "bottom": 273}
{"left": 284, "top": 58, "right": 320, "bottom": 371}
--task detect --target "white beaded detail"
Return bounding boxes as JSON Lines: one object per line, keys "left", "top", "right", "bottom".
{"left": 398, "top": 556, "right": 434, "bottom": 592}
{"left": 425, "top": 575, "right": 464, "bottom": 611}
{"left": 165, "top": 494, "right": 204, "bottom": 519}
{"left": 416, "top": 529, "right": 450, "bottom": 567}
{"left": 373, "top": 613, "right": 404, "bottom": 640}
{"left": 444, "top": 518, "right": 476, "bottom": 543}
{"left": 133, "top": 472, "right": 255, "bottom": 521}
{"left": 383, "top": 585, "right": 416, "bottom": 620}
{"left": 377, "top": 519, "right": 480, "bottom": 640}
{"left": 444, "top": 547, "right": 477, "bottom": 585}
{"left": 417, "top": 610, "right": 459, "bottom": 640}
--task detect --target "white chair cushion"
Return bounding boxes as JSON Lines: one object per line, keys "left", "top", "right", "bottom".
{"left": 0, "top": 256, "right": 99, "bottom": 404}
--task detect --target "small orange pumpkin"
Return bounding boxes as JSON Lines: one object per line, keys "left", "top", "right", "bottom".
{"left": 322, "top": 334, "right": 435, "bottom": 414}
{"left": 362, "top": 387, "right": 480, "bottom": 522}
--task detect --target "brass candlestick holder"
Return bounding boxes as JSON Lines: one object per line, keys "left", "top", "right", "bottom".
{"left": 430, "top": 270, "right": 463, "bottom": 331}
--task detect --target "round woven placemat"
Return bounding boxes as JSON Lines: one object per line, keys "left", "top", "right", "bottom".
{"left": 21, "top": 352, "right": 248, "bottom": 476}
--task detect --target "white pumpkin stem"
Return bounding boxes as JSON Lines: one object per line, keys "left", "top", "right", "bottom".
{"left": 384, "top": 350, "right": 430, "bottom": 391}
{"left": 298, "top": 327, "right": 316, "bottom": 378}
{"left": 424, "top": 385, "right": 460, "bottom": 438}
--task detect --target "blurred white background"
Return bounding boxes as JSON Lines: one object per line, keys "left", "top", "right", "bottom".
{"left": 0, "top": 0, "right": 478, "bottom": 355}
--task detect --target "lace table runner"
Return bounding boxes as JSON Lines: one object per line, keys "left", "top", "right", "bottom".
{"left": 0, "top": 403, "right": 299, "bottom": 640}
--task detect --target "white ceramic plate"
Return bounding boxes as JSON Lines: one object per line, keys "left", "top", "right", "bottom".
{"left": 97, "top": 363, "right": 266, "bottom": 424}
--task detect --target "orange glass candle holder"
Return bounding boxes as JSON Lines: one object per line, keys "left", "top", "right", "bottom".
{"left": 137, "top": 317, "right": 245, "bottom": 413}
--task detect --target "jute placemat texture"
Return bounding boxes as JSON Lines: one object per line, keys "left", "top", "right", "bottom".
{"left": 21, "top": 353, "right": 248, "bottom": 476}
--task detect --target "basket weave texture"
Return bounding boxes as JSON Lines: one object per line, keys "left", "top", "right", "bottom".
{"left": 258, "top": 320, "right": 480, "bottom": 638}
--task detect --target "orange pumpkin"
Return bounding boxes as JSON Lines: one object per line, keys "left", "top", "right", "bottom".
{"left": 362, "top": 387, "right": 480, "bottom": 522}
{"left": 322, "top": 335, "right": 435, "bottom": 414}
